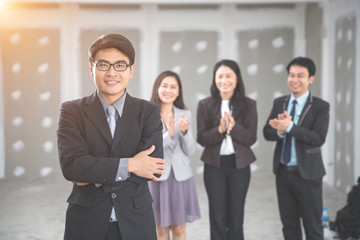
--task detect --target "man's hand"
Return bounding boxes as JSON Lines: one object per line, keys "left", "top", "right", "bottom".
{"left": 128, "top": 145, "right": 165, "bottom": 181}
{"left": 269, "top": 111, "right": 292, "bottom": 134}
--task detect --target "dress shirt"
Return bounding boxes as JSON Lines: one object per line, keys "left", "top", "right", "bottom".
{"left": 279, "top": 91, "right": 309, "bottom": 166}
{"left": 97, "top": 90, "right": 129, "bottom": 181}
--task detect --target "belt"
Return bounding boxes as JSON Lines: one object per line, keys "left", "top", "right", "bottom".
{"left": 280, "top": 164, "right": 298, "bottom": 171}
{"left": 109, "top": 217, "right": 117, "bottom": 222}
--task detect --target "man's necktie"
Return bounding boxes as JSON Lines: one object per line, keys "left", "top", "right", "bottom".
{"left": 282, "top": 99, "right": 297, "bottom": 164}
{"left": 107, "top": 106, "right": 117, "bottom": 221}
{"left": 107, "top": 106, "right": 116, "bottom": 139}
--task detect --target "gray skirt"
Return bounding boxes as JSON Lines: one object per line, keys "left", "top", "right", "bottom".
{"left": 148, "top": 169, "right": 201, "bottom": 227}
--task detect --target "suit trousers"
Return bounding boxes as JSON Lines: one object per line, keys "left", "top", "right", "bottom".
{"left": 276, "top": 165, "right": 323, "bottom": 240}
{"left": 204, "top": 155, "right": 250, "bottom": 240}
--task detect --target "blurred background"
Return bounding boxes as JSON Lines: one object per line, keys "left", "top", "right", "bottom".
{"left": 1, "top": 0, "right": 359, "bottom": 192}
{"left": 0, "top": 0, "right": 359, "bottom": 238}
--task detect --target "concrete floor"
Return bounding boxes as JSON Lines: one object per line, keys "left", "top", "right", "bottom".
{"left": 0, "top": 168, "right": 347, "bottom": 240}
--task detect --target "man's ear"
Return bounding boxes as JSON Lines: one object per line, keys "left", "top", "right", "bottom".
{"left": 129, "top": 64, "right": 135, "bottom": 78}
{"left": 309, "top": 76, "right": 315, "bottom": 85}
{"left": 89, "top": 63, "right": 94, "bottom": 78}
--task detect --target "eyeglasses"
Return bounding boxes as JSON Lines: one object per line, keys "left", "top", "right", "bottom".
{"left": 92, "top": 61, "right": 131, "bottom": 72}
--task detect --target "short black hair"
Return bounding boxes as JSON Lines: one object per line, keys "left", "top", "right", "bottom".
{"left": 286, "top": 57, "right": 316, "bottom": 77}
{"left": 88, "top": 33, "right": 135, "bottom": 65}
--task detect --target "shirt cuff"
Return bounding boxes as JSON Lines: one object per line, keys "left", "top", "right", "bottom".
{"left": 277, "top": 131, "right": 285, "bottom": 138}
{"left": 285, "top": 121, "right": 294, "bottom": 133}
{"left": 115, "top": 158, "right": 130, "bottom": 181}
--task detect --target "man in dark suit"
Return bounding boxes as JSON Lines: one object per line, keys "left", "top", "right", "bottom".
{"left": 263, "top": 57, "right": 330, "bottom": 240}
{"left": 57, "top": 33, "right": 165, "bottom": 240}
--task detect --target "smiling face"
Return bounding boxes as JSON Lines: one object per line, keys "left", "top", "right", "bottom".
{"left": 215, "top": 65, "right": 237, "bottom": 100}
{"left": 287, "top": 65, "right": 314, "bottom": 98}
{"left": 90, "top": 48, "right": 134, "bottom": 105}
{"left": 157, "top": 76, "right": 179, "bottom": 105}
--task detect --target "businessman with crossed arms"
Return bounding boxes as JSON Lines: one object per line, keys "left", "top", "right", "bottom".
{"left": 57, "top": 33, "right": 165, "bottom": 240}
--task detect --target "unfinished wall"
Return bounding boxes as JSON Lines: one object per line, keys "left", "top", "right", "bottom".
{"left": 0, "top": 29, "right": 60, "bottom": 179}
{"left": 1, "top": 1, "right": 358, "bottom": 193}
{"left": 334, "top": 13, "right": 357, "bottom": 192}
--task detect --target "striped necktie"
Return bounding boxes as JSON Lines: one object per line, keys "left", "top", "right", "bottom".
{"left": 107, "top": 106, "right": 116, "bottom": 138}
{"left": 107, "top": 105, "right": 118, "bottom": 221}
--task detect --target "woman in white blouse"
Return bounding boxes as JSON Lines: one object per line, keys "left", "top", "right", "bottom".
{"left": 196, "top": 60, "right": 258, "bottom": 240}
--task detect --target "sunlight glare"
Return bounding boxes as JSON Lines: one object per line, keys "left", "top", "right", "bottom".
{"left": 0, "top": 0, "right": 6, "bottom": 10}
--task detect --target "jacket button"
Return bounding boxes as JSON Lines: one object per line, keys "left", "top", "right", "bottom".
{"left": 112, "top": 193, "right": 117, "bottom": 199}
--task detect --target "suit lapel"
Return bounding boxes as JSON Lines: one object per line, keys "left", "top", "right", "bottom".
{"left": 282, "top": 95, "right": 290, "bottom": 113}
{"left": 298, "top": 93, "right": 313, "bottom": 126}
{"left": 282, "top": 93, "right": 313, "bottom": 126}
{"left": 173, "top": 106, "right": 182, "bottom": 137}
{"left": 83, "top": 92, "right": 113, "bottom": 146}
{"left": 210, "top": 100, "right": 222, "bottom": 122}
{"left": 112, "top": 94, "right": 140, "bottom": 146}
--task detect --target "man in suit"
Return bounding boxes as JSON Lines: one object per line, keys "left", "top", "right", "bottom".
{"left": 263, "top": 57, "right": 330, "bottom": 240}
{"left": 57, "top": 33, "right": 165, "bottom": 240}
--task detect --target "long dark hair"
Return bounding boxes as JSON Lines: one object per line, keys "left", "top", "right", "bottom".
{"left": 209, "top": 59, "right": 250, "bottom": 127}
{"left": 150, "top": 71, "right": 186, "bottom": 110}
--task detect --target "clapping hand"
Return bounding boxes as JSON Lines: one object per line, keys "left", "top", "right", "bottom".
{"left": 162, "top": 112, "right": 175, "bottom": 138}
{"left": 178, "top": 113, "right": 190, "bottom": 135}
{"left": 269, "top": 111, "right": 292, "bottom": 135}
{"left": 218, "top": 112, "right": 235, "bottom": 135}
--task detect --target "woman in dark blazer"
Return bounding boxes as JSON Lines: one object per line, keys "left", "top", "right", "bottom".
{"left": 196, "top": 59, "right": 257, "bottom": 240}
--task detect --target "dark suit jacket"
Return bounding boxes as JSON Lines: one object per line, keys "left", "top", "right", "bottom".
{"left": 196, "top": 97, "right": 257, "bottom": 169}
{"left": 57, "top": 92, "right": 163, "bottom": 240}
{"left": 263, "top": 93, "right": 330, "bottom": 180}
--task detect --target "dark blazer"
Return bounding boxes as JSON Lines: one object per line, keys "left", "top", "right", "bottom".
{"left": 197, "top": 96, "right": 257, "bottom": 169}
{"left": 57, "top": 92, "right": 163, "bottom": 240}
{"left": 263, "top": 93, "right": 330, "bottom": 180}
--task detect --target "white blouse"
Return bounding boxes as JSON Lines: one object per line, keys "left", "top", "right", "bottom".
{"left": 220, "top": 100, "right": 235, "bottom": 155}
